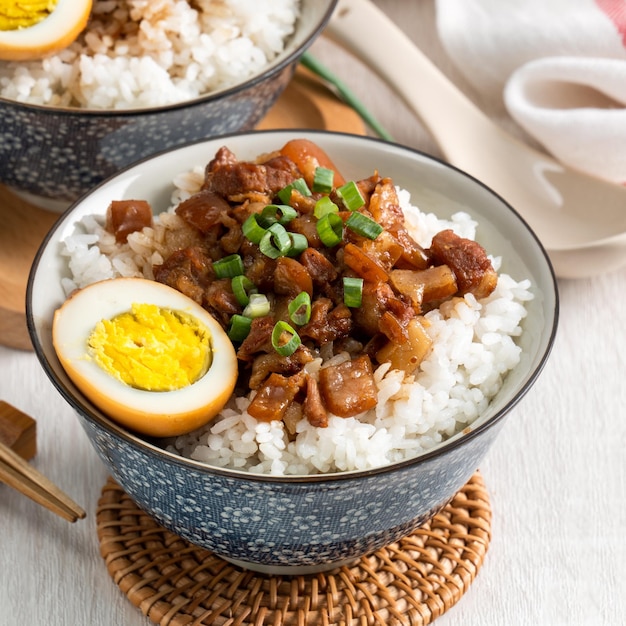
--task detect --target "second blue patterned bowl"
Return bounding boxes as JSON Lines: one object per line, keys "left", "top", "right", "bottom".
{"left": 0, "top": 0, "right": 336, "bottom": 212}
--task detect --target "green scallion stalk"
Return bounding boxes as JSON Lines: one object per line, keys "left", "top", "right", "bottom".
{"left": 231, "top": 275, "right": 256, "bottom": 306}
{"left": 316, "top": 212, "right": 343, "bottom": 247}
{"left": 243, "top": 293, "right": 271, "bottom": 318}
{"left": 313, "top": 195, "right": 339, "bottom": 219}
{"left": 300, "top": 52, "right": 394, "bottom": 142}
{"left": 242, "top": 214, "right": 267, "bottom": 244}
{"left": 336, "top": 180, "right": 365, "bottom": 211}
{"left": 343, "top": 277, "right": 364, "bottom": 308}
{"left": 277, "top": 178, "right": 311, "bottom": 204}
{"left": 271, "top": 320, "right": 301, "bottom": 357}
{"left": 213, "top": 254, "right": 244, "bottom": 278}
{"left": 259, "top": 223, "right": 292, "bottom": 259}
{"left": 312, "top": 166, "right": 335, "bottom": 193}
{"left": 288, "top": 291, "right": 312, "bottom": 326}
{"left": 345, "top": 212, "right": 383, "bottom": 240}
{"left": 228, "top": 314, "right": 252, "bottom": 342}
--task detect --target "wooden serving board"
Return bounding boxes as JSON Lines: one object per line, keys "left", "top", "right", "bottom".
{"left": 0, "top": 67, "right": 364, "bottom": 351}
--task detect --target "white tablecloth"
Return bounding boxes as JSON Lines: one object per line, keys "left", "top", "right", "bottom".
{"left": 2, "top": 2, "right": 625, "bottom": 624}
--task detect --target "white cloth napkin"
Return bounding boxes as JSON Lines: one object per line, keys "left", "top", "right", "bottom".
{"left": 435, "top": 0, "right": 626, "bottom": 183}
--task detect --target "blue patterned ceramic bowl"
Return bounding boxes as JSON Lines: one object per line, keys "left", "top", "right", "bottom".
{"left": 0, "top": 0, "right": 336, "bottom": 213}
{"left": 27, "top": 130, "right": 558, "bottom": 574}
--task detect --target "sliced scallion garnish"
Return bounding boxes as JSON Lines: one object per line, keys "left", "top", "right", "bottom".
{"left": 242, "top": 213, "right": 267, "bottom": 244}
{"left": 345, "top": 212, "right": 383, "bottom": 240}
{"left": 261, "top": 203, "right": 297, "bottom": 226}
{"left": 316, "top": 212, "right": 343, "bottom": 247}
{"left": 228, "top": 314, "right": 252, "bottom": 342}
{"left": 259, "top": 223, "right": 292, "bottom": 259}
{"left": 231, "top": 275, "right": 256, "bottom": 306}
{"left": 286, "top": 232, "right": 308, "bottom": 258}
{"left": 337, "top": 180, "right": 365, "bottom": 211}
{"left": 288, "top": 291, "right": 312, "bottom": 326}
{"left": 313, "top": 195, "right": 339, "bottom": 219}
{"left": 312, "top": 166, "right": 334, "bottom": 193}
{"left": 343, "top": 277, "right": 364, "bottom": 308}
{"left": 213, "top": 254, "right": 244, "bottom": 278}
{"left": 277, "top": 178, "right": 311, "bottom": 204}
{"left": 243, "top": 293, "right": 271, "bottom": 318}
{"left": 271, "top": 320, "right": 301, "bottom": 356}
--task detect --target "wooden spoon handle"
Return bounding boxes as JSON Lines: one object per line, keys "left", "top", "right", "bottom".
{"left": 326, "top": 0, "right": 492, "bottom": 160}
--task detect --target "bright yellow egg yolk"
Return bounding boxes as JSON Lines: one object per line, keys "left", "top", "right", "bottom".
{"left": 0, "top": 0, "right": 57, "bottom": 31}
{"left": 88, "top": 303, "right": 212, "bottom": 393}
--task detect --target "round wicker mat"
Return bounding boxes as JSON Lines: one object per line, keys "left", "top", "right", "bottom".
{"left": 96, "top": 472, "right": 491, "bottom": 626}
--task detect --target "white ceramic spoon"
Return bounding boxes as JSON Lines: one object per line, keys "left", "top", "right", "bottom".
{"left": 326, "top": 0, "right": 626, "bottom": 279}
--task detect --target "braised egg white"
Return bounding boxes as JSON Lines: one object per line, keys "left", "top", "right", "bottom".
{"left": 52, "top": 277, "right": 238, "bottom": 437}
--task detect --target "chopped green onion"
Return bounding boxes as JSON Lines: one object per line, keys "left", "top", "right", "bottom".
{"left": 259, "top": 223, "right": 292, "bottom": 259}
{"left": 277, "top": 178, "right": 311, "bottom": 204}
{"left": 242, "top": 214, "right": 267, "bottom": 244}
{"left": 256, "top": 213, "right": 277, "bottom": 229}
{"left": 337, "top": 181, "right": 365, "bottom": 211}
{"left": 316, "top": 212, "right": 344, "bottom": 247}
{"left": 286, "top": 232, "right": 308, "bottom": 257}
{"left": 228, "top": 314, "right": 252, "bottom": 342}
{"left": 261, "top": 203, "right": 297, "bottom": 226}
{"left": 288, "top": 291, "right": 312, "bottom": 326}
{"left": 232, "top": 275, "right": 256, "bottom": 306}
{"left": 271, "top": 320, "right": 301, "bottom": 356}
{"left": 213, "top": 254, "right": 244, "bottom": 278}
{"left": 343, "top": 277, "right": 364, "bottom": 308}
{"left": 294, "top": 177, "right": 312, "bottom": 196}
{"left": 243, "top": 293, "right": 271, "bottom": 318}
{"left": 312, "top": 167, "right": 334, "bottom": 193}
{"left": 313, "top": 195, "right": 339, "bottom": 219}
{"left": 345, "top": 212, "right": 383, "bottom": 240}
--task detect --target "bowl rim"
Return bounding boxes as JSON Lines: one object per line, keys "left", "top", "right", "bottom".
{"left": 0, "top": 0, "right": 338, "bottom": 116}
{"left": 26, "top": 129, "right": 560, "bottom": 484}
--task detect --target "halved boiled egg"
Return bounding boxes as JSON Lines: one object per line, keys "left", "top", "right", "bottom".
{"left": 0, "top": 0, "right": 92, "bottom": 61}
{"left": 52, "top": 277, "right": 238, "bottom": 438}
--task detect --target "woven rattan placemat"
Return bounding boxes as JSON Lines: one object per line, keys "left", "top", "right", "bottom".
{"left": 96, "top": 471, "right": 491, "bottom": 626}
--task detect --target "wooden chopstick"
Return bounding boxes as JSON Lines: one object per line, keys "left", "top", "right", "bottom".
{"left": 0, "top": 440, "right": 86, "bottom": 523}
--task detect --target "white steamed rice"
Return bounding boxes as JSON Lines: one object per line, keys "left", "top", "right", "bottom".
{"left": 0, "top": 0, "right": 299, "bottom": 109}
{"left": 59, "top": 167, "right": 533, "bottom": 476}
